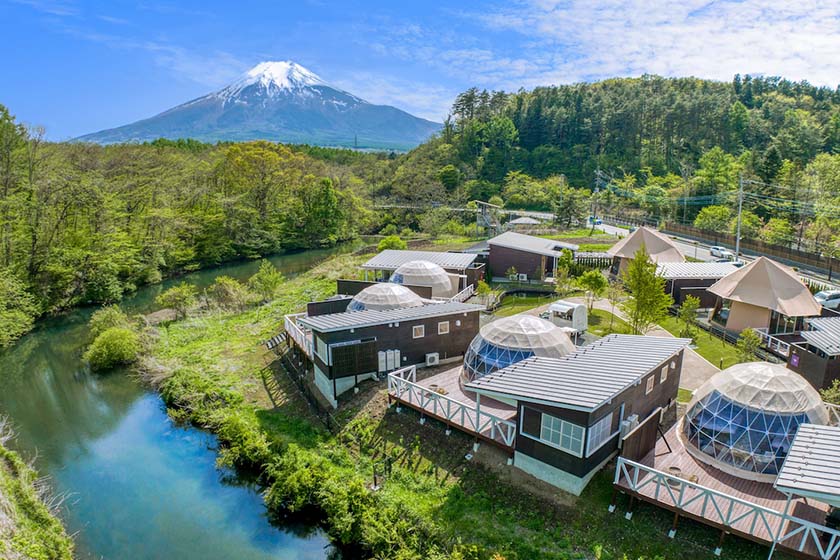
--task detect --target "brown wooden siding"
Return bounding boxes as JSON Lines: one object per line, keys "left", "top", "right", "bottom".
{"left": 335, "top": 279, "right": 433, "bottom": 299}
{"left": 488, "top": 245, "right": 553, "bottom": 279}
{"left": 788, "top": 345, "right": 840, "bottom": 390}
{"left": 316, "top": 310, "right": 481, "bottom": 379}
{"left": 513, "top": 349, "right": 684, "bottom": 477}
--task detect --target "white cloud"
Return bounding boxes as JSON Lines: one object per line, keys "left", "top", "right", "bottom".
{"left": 475, "top": 0, "right": 840, "bottom": 88}
{"left": 332, "top": 73, "right": 455, "bottom": 122}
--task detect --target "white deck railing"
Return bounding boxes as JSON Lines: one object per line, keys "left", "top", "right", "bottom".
{"left": 614, "top": 457, "right": 840, "bottom": 559}
{"left": 387, "top": 368, "right": 517, "bottom": 447}
{"left": 449, "top": 284, "right": 475, "bottom": 303}
{"left": 283, "top": 313, "right": 311, "bottom": 358}
{"left": 826, "top": 403, "right": 840, "bottom": 427}
{"left": 754, "top": 328, "right": 792, "bottom": 357}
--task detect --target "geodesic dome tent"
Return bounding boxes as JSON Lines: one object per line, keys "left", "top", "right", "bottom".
{"left": 347, "top": 283, "right": 424, "bottom": 312}
{"left": 681, "top": 362, "right": 829, "bottom": 481}
{"left": 461, "top": 315, "right": 576, "bottom": 383}
{"left": 390, "top": 260, "right": 454, "bottom": 298}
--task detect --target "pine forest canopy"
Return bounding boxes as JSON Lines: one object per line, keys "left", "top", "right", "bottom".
{"left": 3, "top": 72, "right": 840, "bottom": 346}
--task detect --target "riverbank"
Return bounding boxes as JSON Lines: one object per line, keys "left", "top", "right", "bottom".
{"left": 0, "top": 420, "right": 73, "bottom": 560}
{"left": 141, "top": 252, "right": 772, "bottom": 560}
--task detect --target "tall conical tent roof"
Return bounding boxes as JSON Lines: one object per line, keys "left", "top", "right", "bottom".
{"left": 479, "top": 315, "right": 576, "bottom": 358}
{"left": 607, "top": 227, "right": 684, "bottom": 263}
{"left": 347, "top": 283, "right": 424, "bottom": 312}
{"left": 707, "top": 256, "right": 821, "bottom": 317}
{"left": 688, "top": 362, "right": 828, "bottom": 420}
{"left": 390, "top": 260, "right": 453, "bottom": 297}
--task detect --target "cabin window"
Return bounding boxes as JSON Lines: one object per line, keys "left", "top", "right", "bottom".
{"left": 645, "top": 375, "right": 655, "bottom": 395}
{"left": 660, "top": 365, "right": 668, "bottom": 384}
{"left": 438, "top": 321, "right": 450, "bottom": 335}
{"left": 587, "top": 412, "right": 614, "bottom": 456}
{"left": 315, "top": 336, "right": 329, "bottom": 364}
{"left": 540, "top": 413, "right": 584, "bottom": 457}
{"left": 412, "top": 325, "right": 425, "bottom": 339}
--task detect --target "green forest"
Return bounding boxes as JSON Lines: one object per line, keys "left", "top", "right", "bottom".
{"left": 3, "top": 73, "right": 840, "bottom": 346}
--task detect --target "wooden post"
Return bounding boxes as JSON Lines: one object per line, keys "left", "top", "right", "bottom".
{"left": 625, "top": 496, "right": 635, "bottom": 519}
{"left": 714, "top": 530, "right": 726, "bottom": 556}
{"left": 668, "top": 511, "right": 680, "bottom": 538}
{"left": 608, "top": 487, "right": 619, "bottom": 513}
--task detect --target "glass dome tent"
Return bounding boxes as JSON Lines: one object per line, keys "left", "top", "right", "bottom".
{"left": 681, "top": 362, "right": 829, "bottom": 481}
{"left": 347, "top": 283, "right": 424, "bottom": 312}
{"left": 390, "top": 260, "right": 454, "bottom": 298}
{"left": 461, "top": 315, "right": 575, "bottom": 383}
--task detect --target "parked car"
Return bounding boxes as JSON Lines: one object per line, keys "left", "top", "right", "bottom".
{"left": 710, "top": 246, "right": 728, "bottom": 257}
{"left": 815, "top": 290, "right": 840, "bottom": 310}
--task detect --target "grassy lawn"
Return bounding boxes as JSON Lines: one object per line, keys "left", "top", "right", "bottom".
{"left": 578, "top": 243, "right": 615, "bottom": 252}
{"left": 493, "top": 294, "right": 555, "bottom": 317}
{"left": 588, "top": 308, "right": 633, "bottom": 336}
{"left": 678, "top": 388, "right": 694, "bottom": 403}
{"left": 657, "top": 315, "right": 742, "bottom": 369}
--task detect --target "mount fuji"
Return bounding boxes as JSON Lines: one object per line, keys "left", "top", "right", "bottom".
{"left": 77, "top": 61, "right": 442, "bottom": 150}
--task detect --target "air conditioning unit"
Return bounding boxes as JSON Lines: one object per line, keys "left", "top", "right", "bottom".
{"left": 619, "top": 414, "right": 640, "bottom": 441}
{"left": 518, "top": 273, "right": 528, "bottom": 282}
{"left": 425, "top": 353, "right": 440, "bottom": 366}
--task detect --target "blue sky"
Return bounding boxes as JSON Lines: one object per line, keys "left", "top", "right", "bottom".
{"left": 2, "top": 0, "right": 839, "bottom": 139}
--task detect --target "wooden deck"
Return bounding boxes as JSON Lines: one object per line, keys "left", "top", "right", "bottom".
{"left": 614, "top": 424, "right": 837, "bottom": 558}
{"left": 388, "top": 366, "right": 518, "bottom": 450}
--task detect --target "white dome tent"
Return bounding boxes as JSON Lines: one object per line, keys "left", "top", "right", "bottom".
{"left": 461, "top": 314, "right": 576, "bottom": 383}
{"left": 681, "top": 362, "right": 828, "bottom": 482}
{"left": 390, "top": 260, "right": 454, "bottom": 298}
{"left": 346, "top": 283, "right": 424, "bottom": 312}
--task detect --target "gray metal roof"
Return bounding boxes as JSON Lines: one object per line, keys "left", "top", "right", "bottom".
{"left": 465, "top": 334, "right": 690, "bottom": 411}
{"left": 361, "top": 250, "right": 477, "bottom": 271}
{"left": 801, "top": 317, "right": 840, "bottom": 356}
{"left": 775, "top": 423, "right": 840, "bottom": 506}
{"left": 656, "top": 262, "right": 738, "bottom": 280}
{"left": 487, "top": 231, "right": 579, "bottom": 256}
{"left": 298, "top": 301, "right": 484, "bottom": 332}
{"left": 507, "top": 216, "right": 541, "bottom": 225}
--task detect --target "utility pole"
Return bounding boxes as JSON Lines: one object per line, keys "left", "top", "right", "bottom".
{"left": 735, "top": 174, "right": 744, "bottom": 257}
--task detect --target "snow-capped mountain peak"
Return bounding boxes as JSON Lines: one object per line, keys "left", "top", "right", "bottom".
{"left": 217, "top": 61, "right": 329, "bottom": 100}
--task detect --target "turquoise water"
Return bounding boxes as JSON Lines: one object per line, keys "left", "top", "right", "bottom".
{"left": 0, "top": 246, "right": 359, "bottom": 559}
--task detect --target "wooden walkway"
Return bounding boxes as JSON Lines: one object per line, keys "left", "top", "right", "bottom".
{"left": 388, "top": 366, "right": 517, "bottom": 450}
{"left": 614, "top": 424, "right": 837, "bottom": 558}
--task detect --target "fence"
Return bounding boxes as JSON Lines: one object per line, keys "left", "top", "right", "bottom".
{"left": 284, "top": 313, "right": 311, "bottom": 358}
{"left": 450, "top": 284, "right": 475, "bottom": 303}
{"left": 662, "top": 222, "right": 834, "bottom": 276}
{"left": 387, "top": 367, "right": 517, "bottom": 448}
{"left": 614, "top": 457, "right": 840, "bottom": 559}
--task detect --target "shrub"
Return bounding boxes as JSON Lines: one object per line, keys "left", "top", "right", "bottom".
{"left": 88, "top": 305, "right": 131, "bottom": 339}
{"left": 84, "top": 327, "right": 141, "bottom": 371}
{"left": 379, "top": 223, "right": 398, "bottom": 236}
{"left": 208, "top": 276, "right": 253, "bottom": 311}
{"left": 736, "top": 328, "right": 762, "bottom": 361}
{"left": 248, "top": 260, "right": 285, "bottom": 303}
{"left": 377, "top": 235, "right": 407, "bottom": 252}
{"left": 155, "top": 282, "right": 198, "bottom": 319}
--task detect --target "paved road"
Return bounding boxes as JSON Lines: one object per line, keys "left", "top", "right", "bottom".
{"left": 592, "top": 219, "right": 837, "bottom": 288}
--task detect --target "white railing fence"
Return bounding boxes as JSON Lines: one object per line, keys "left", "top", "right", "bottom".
{"left": 754, "top": 328, "right": 791, "bottom": 357}
{"left": 826, "top": 403, "right": 840, "bottom": 427}
{"left": 387, "top": 371, "right": 516, "bottom": 447}
{"left": 284, "top": 313, "right": 311, "bottom": 358}
{"left": 450, "top": 284, "right": 476, "bottom": 303}
{"left": 614, "top": 457, "right": 840, "bottom": 559}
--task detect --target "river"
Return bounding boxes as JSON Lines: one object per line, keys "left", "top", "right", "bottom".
{"left": 0, "top": 245, "right": 360, "bottom": 560}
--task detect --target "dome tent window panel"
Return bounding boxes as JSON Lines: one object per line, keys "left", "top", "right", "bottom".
{"left": 682, "top": 362, "right": 828, "bottom": 479}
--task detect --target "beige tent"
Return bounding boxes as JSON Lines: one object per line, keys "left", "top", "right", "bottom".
{"left": 607, "top": 227, "right": 684, "bottom": 272}
{"left": 707, "top": 257, "right": 821, "bottom": 323}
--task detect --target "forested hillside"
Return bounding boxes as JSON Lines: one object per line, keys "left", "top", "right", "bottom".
{"left": 0, "top": 106, "right": 379, "bottom": 345}
{"left": 378, "top": 74, "right": 840, "bottom": 256}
